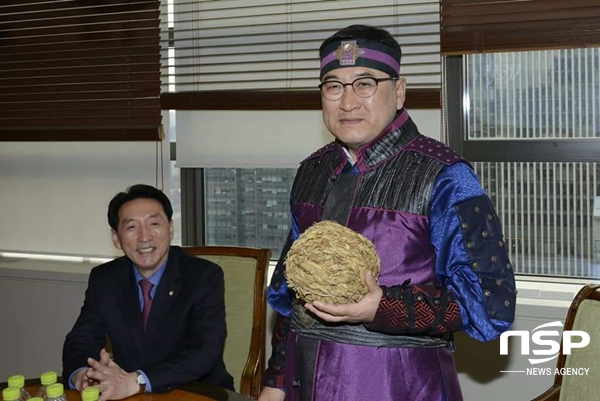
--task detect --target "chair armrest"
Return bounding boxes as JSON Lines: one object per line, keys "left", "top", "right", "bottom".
{"left": 531, "top": 385, "right": 561, "bottom": 401}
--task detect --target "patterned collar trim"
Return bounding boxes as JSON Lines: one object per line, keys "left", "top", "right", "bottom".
{"left": 352, "top": 109, "right": 419, "bottom": 171}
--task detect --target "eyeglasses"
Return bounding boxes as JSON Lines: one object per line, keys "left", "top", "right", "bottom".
{"left": 318, "top": 77, "right": 398, "bottom": 101}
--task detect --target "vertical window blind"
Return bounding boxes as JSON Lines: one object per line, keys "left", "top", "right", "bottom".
{"left": 0, "top": 0, "right": 162, "bottom": 141}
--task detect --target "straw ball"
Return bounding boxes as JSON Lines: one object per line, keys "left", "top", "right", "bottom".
{"left": 285, "top": 220, "right": 380, "bottom": 304}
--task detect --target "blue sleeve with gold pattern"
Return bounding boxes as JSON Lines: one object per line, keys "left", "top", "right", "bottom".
{"left": 266, "top": 205, "right": 301, "bottom": 317}
{"left": 430, "top": 162, "right": 516, "bottom": 342}
{"left": 267, "top": 231, "right": 294, "bottom": 318}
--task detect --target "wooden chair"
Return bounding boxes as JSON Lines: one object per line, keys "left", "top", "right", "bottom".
{"left": 531, "top": 284, "right": 600, "bottom": 401}
{"left": 184, "top": 246, "right": 271, "bottom": 400}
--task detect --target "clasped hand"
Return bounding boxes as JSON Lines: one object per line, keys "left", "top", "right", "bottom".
{"left": 74, "top": 348, "right": 139, "bottom": 401}
{"left": 304, "top": 271, "right": 383, "bottom": 323}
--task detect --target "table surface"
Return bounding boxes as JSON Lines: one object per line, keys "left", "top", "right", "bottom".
{"left": 1, "top": 379, "right": 252, "bottom": 401}
{"left": 18, "top": 385, "right": 217, "bottom": 401}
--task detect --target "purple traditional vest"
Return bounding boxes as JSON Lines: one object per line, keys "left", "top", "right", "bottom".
{"left": 291, "top": 112, "right": 462, "bottom": 288}
{"left": 285, "top": 111, "right": 465, "bottom": 401}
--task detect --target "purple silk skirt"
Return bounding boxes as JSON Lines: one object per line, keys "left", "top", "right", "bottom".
{"left": 284, "top": 332, "right": 463, "bottom": 401}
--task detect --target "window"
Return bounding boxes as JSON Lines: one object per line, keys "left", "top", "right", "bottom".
{"left": 204, "top": 168, "right": 296, "bottom": 256}
{"left": 448, "top": 49, "right": 600, "bottom": 279}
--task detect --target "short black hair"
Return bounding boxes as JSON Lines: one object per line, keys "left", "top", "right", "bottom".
{"left": 107, "top": 184, "right": 173, "bottom": 231}
{"left": 319, "top": 24, "right": 402, "bottom": 61}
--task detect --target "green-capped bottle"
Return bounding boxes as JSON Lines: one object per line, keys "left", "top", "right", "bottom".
{"left": 81, "top": 386, "right": 99, "bottom": 401}
{"left": 2, "top": 387, "right": 21, "bottom": 401}
{"left": 35, "top": 371, "right": 58, "bottom": 399}
{"left": 45, "top": 383, "right": 66, "bottom": 401}
{"left": 7, "top": 375, "right": 30, "bottom": 400}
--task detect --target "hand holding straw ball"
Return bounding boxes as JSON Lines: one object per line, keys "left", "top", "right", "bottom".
{"left": 285, "top": 220, "right": 381, "bottom": 304}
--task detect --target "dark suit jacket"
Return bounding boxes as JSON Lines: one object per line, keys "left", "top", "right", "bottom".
{"left": 62, "top": 246, "right": 234, "bottom": 391}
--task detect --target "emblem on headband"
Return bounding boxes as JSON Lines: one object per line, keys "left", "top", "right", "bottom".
{"left": 335, "top": 41, "right": 364, "bottom": 66}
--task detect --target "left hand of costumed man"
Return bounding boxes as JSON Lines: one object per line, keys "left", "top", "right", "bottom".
{"left": 305, "top": 271, "right": 383, "bottom": 323}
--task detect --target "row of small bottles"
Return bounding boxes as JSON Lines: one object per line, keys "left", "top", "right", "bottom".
{"left": 2, "top": 373, "right": 99, "bottom": 401}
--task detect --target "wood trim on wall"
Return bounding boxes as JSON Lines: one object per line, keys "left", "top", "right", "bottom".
{"left": 160, "top": 89, "right": 441, "bottom": 111}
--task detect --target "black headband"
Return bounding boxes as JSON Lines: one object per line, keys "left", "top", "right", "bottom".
{"left": 320, "top": 38, "right": 401, "bottom": 80}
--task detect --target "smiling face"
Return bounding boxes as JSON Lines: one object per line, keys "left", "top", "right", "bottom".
{"left": 321, "top": 66, "right": 406, "bottom": 161}
{"left": 111, "top": 198, "right": 174, "bottom": 278}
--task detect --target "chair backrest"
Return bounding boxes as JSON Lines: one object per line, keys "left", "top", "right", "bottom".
{"left": 183, "top": 246, "right": 270, "bottom": 400}
{"left": 555, "top": 284, "right": 600, "bottom": 401}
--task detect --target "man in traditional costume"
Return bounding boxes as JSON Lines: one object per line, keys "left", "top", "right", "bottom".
{"left": 258, "top": 25, "right": 516, "bottom": 401}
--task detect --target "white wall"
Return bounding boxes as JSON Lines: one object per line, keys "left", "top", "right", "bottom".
{"left": 0, "top": 140, "right": 170, "bottom": 257}
{"left": 176, "top": 108, "right": 442, "bottom": 168}
{"left": 409, "top": 109, "right": 442, "bottom": 141}
{"left": 0, "top": 108, "right": 437, "bottom": 258}
{"left": 0, "top": 259, "right": 92, "bottom": 380}
{"left": 455, "top": 301, "right": 568, "bottom": 400}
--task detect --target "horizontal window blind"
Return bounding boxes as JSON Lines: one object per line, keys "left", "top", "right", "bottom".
{"left": 441, "top": 0, "right": 600, "bottom": 55}
{"left": 0, "top": 0, "right": 162, "bottom": 141}
{"left": 161, "top": 0, "right": 441, "bottom": 106}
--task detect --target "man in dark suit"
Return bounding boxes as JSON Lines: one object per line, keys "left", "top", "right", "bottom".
{"left": 63, "top": 184, "right": 234, "bottom": 400}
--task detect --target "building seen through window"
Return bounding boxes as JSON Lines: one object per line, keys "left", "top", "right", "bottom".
{"left": 204, "top": 168, "right": 296, "bottom": 257}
